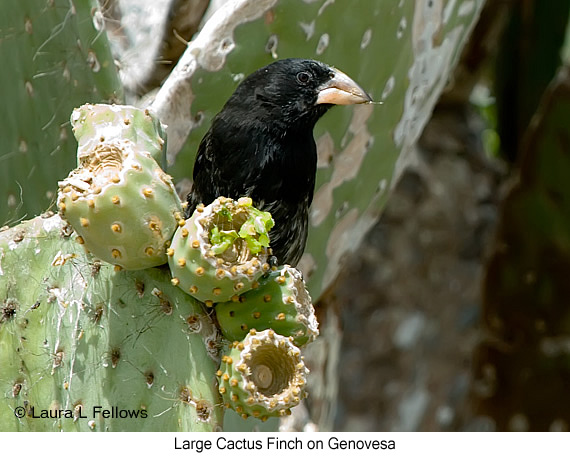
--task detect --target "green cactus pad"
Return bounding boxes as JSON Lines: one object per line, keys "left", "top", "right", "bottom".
{"left": 168, "top": 197, "right": 272, "bottom": 304}
{"left": 57, "top": 105, "right": 182, "bottom": 270}
{"left": 0, "top": 214, "right": 222, "bottom": 431}
{"left": 216, "top": 265, "right": 318, "bottom": 347}
{"left": 216, "top": 329, "right": 308, "bottom": 421}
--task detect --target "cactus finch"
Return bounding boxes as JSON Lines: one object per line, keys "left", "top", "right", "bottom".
{"left": 186, "top": 58, "right": 371, "bottom": 266}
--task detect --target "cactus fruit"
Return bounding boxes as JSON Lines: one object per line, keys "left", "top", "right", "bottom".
{"left": 216, "top": 329, "right": 308, "bottom": 421}
{"left": 57, "top": 104, "right": 183, "bottom": 270}
{"left": 216, "top": 265, "right": 318, "bottom": 347}
{"left": 168, "top": 197, "right": 273, "bottom": 304}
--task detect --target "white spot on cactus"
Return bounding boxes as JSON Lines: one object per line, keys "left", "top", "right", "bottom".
{"left": 92, "top": 9, "right": 105, "bottom": 32}
{"left": 59, "top": 126, "right": 68, "bottom": 142}
{"left": 25, "top": 81, "right": 34, "bottom": 97}
{"left": 232, "top": 73, "right": 245, "bottom": 83}
{"left": 265, "top": 35, "right": 278, "bottom": 59}
{"left": 360, "top": 28, "right": 372, "bottom": 49}
{"left": 397, "top": 17, "right": 407, "bottom": 39}
{"left": 316, "top": 33, "right": 329, "bottom": 55}
{"left": 318, "top": 0, "right": 335, "bottom": 16}
{"left": 87, "top": 50, "right": 101, "bottom": 72}
{"left": 316, "top": 132, "right": 334, "bottom": 169}
{"left": 63, "top": 65, "right": 71, "bottom": 82}
{"left": 443, "top": 0, "right": 457, "bottom": 24}
{"left": 7, "top": 194, "right": 17, "bottom": 210}
{"left": 19, "top": 140, "right": 28, "bottom": 154}
{"left": 335, "top": 201, "right": 349, "bottom": 219}
{"left": 381, "top": 76, "right": 395, "bottom": 100}
{"left": 458, "top": 0, "right": 475, "bottom": 17}
{"left": 25, "top": 17, "right": 33, "bottom": 34}
{"left": 299, "top": 21, "right": 315, "bottom": 40}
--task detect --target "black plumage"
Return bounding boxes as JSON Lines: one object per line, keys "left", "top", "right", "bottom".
{"left": 186, "top": 58, "right": 370, "bottom": 266}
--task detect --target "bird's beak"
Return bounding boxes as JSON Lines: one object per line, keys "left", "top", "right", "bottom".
{"left": 316, "top": 68, "right": 372, "bottom": 105}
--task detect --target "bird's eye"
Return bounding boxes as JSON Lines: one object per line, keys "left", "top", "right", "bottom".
{"left": 296, "top": 71, "right": 311, "bottom": 84}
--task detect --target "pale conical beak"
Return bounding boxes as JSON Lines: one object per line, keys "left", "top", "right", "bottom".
{"left": 316, "top": 68, "right": 372, "bottom": 105}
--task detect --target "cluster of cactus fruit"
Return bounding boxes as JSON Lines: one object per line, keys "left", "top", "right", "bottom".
{"left": 55, "top": 104, "right": 318, "bottom": 421}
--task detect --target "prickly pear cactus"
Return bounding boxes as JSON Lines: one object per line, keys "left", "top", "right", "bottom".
{"left": 58, "top": 105, "right": 183, "bottom": 270}
{"left": 216, "top": 329, "right": 308, "bottom": 421}
{"left": 0, "top": 0, "right": 123, "bottom": 223}
{"left": 0, "top": 214, "right": 222, "bottom": 431}
{"left": 168, "top": 197, "right": 272, "bottom": 304}
{"left": 216, "top": 265, "right": 318, "bottom": 347}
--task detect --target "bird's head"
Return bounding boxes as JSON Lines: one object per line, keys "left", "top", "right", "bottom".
{"left": 224, "top": 58, "right": 372, "bottom": 129}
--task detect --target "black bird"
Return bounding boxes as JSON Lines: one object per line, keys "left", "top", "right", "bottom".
{"left": 186, "top": 58, "right": 371, "bottom": 266}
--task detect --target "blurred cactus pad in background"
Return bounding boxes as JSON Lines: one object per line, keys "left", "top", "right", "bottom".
{"left": 1, "top": 0, "right": 569, "bottom": 432}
